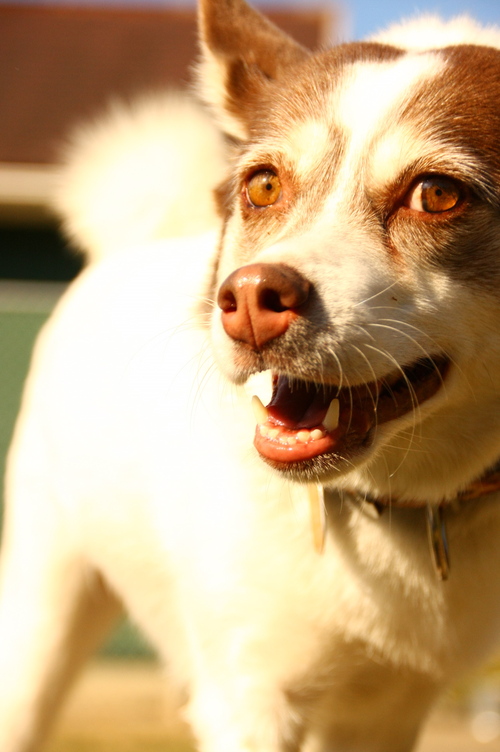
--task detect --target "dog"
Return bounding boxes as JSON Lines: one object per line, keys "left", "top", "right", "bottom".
{"left": 2, "top": 1, "right": 500, "bottom": 750}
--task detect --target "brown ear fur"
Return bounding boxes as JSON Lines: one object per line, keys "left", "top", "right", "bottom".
{"left": 197, "top": 0, "right": 310, "bottom": 139}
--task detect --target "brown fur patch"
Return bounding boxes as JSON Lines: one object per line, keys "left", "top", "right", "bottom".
{"left": 218, "top": 41, "right": 407, "bottom": 250}
{"left": 380, "top": 46, "right": 500, "bottom": 286}
{"left": 199, "top": 0, "right": 309, "bottom": 74}
{"left": 205, "top": 2, "right": 500, "bottom": 294}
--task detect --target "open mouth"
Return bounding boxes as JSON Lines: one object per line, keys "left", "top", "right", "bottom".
{"left": 253, "top": 355, "right": 450, "bottom": 472}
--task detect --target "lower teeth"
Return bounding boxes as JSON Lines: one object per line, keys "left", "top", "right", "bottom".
{"left": 259, "top": 425, "right": 326, "bottom": 445}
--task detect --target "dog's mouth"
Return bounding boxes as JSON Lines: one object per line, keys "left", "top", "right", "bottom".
{"left": 253, "top": 355, "right": 450, "bottom": 475}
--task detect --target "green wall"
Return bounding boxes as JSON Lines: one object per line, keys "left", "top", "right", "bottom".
{"left": 0, "top": 279, "right": 153, "bottom": 659}
{"left": 0, "top": 310, "right": 47, "bottom": 511}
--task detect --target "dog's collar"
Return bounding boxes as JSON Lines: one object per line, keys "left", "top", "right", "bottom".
{"left": 349, "top": 461, "right": 500, "bottom": 581}
{"left": 344, "top": 460, "right": 500, "bottom": 513}
{"left": 308, "top": 461, "right": 500, "bottom": 582}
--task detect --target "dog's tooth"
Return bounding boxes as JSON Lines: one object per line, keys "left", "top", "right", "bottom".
{"left": 323, "top": 398, "right": 340, "bottom": 432}
{"left": 297, "top": 430, "right": 311, "bottom": 443}
{"left": 310, "top": 428, "right": 325, "bottom": 441}
{"left": 268, "top": 427, "right": 280, "bottom": 439}
{"left": 252, "top": 395, "right": 269, "bottom": 424}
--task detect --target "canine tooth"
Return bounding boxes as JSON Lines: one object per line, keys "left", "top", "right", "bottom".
{"left": 297, "top": 430, "right": 311, "bottom": 443}
{"left": 307, "top": 484, "right": 326, "bottom": 554}
{"left": 323, "top": 398, "right": 340, "bottom": 432}
{"left": 252, "top": 395, "right": 269, "bottom": 424}
{"left": 260, "top": 425, "right": 270, "bottom": 437}
{"left": 310, "top": 429, "right": 325, "bottom": 441}
{"left": 268, "top": 428, "right": 280, "bottom": 439}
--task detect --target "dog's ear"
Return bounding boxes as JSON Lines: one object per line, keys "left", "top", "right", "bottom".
{"left": 197, "top": 0, "right": 310, "bottom": 140}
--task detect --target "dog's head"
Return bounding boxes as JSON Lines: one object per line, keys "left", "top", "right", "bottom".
{"left": 198, "top": 0, "right": 500, "bottom": 501}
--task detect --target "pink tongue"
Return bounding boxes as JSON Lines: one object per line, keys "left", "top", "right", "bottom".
{"left": 266, "top": 376, "right": 336, "bottom": 429}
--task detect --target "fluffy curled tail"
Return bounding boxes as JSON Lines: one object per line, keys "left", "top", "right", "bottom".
{"left": 54, "top": 91, "right": 226, "bottom": 263}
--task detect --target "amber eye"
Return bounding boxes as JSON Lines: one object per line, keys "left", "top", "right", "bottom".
{"left": 246, "top": 170, "right": 282, "bottom": 207}
{"left": 407, "top": 176, "right": 463, "bottom": 214}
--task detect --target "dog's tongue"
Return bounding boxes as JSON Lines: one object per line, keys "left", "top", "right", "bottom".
{"left": 266, "top": 376, "right": 335, "bottom": 428}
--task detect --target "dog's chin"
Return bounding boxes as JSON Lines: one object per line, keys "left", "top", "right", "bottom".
{"left": 250, "top": 355, "right": 450, "bottom": 483}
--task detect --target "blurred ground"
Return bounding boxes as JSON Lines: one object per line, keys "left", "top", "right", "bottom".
{"left": 47, "top": 660, "right": 500, "bottom": 752}
{"left": 48, "top": 661, "right": 193, "bottom": 752}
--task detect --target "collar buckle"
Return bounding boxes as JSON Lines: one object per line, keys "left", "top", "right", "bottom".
{"left": 342, "top": 490, "right": 452, "bottom": 581}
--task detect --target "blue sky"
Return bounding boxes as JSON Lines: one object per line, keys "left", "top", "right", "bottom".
{"left": 329, "top": 0, "right": 500, "bottom": 39}
{"left": 249, "top": 0, "right": 500, "bottom": 39}
{"left": 6, "top": 0, "right": 500, "bottom": 39}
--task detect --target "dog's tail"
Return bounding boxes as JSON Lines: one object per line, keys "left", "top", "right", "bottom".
{"left": 54, "top": 91, "right": 226, "bottom": 263}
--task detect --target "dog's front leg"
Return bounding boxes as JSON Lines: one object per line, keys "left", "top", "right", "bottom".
{"left": 0, "top": 447, "right": 123, "bottom": 752}
{"left": 0, "top": 549, "right": 121, "bottom": 752}
{"left": 186, "top": 678, "right": 305, "bottom": 752}
{"left": 0, "top": 550, "right": 121, "bottom": 752}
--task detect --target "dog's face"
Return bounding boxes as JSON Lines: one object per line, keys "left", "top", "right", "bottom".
{"left": 200, "top": 0, "right": 500, "bottom": 498}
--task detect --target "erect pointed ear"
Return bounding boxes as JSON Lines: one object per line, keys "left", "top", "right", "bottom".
{"left": 197, "top": 0, "right": 310, "bottom": 140}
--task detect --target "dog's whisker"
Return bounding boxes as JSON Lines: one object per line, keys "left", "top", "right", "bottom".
{"left": 353, "top": 281, "right": 399, "bottom": 308}
{"left": 376, "top": 318, "right": 476, "bottom": 400}
{"left": 361, "top": 341, "right": 421, "bottom": 469}
{"left": 186, "top": 294, "right": 218, "bottom": 309}
{"left": 351, "top": 322, "right": 377, "bottom": 343}
{"left": 367, "top": 322, "right": 448, "bottom": 395}
{"left": 347, "top": 344, "right": 380, "bottom": 414}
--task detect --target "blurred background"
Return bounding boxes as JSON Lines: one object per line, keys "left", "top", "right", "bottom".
{"left": 1, "top": 0, "right": 500, "bottom": 750}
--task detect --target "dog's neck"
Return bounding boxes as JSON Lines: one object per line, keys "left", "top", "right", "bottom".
{"left": 347, "top": 459, "right": 500, "bottom": 511}
{"left": 339, "top": 460, "right": 500, "bottom": 581}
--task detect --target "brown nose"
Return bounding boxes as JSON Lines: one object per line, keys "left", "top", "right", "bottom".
{"left": 217, "top": 263, "right": 310, "bottom": 349}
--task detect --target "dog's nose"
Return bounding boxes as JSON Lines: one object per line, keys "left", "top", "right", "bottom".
{"left": 217, "top": 263, "right": 310, "bottom": 349}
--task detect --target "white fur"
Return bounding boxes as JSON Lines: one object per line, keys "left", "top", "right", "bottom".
{"left": 283, "top": 119, "right": 332, "bottom": 176}
{"left": 334, "top": 53, "right": 444, "bottom": 152}
{"left": 371, "top": 13, "right": 500, "bottom": 50}
{"left": 54, "top": 92, "right": 226, "bottom": 261}
{"left": 2, "top": 9, "right": 500, "bottom": 752}
{"left": 4, "top": 236, "right": 500, "bottom": 752}
{"left": 197, "top": 54, "right": 250, "bottom": 141}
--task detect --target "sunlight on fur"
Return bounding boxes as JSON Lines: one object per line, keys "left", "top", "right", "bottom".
{"left": 2, "top": 3, "right": 500, "bottom": 752}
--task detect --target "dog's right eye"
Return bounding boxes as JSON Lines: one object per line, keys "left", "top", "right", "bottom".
{"left": 245, "top": 170, "right": 282, "bottom": 207}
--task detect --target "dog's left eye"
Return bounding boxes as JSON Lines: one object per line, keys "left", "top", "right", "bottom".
{"left": 406, "top": 176, "right": 463, "bottom": 214}
{"left": 245, "top": 170, "right": 282, "bottom": 207}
